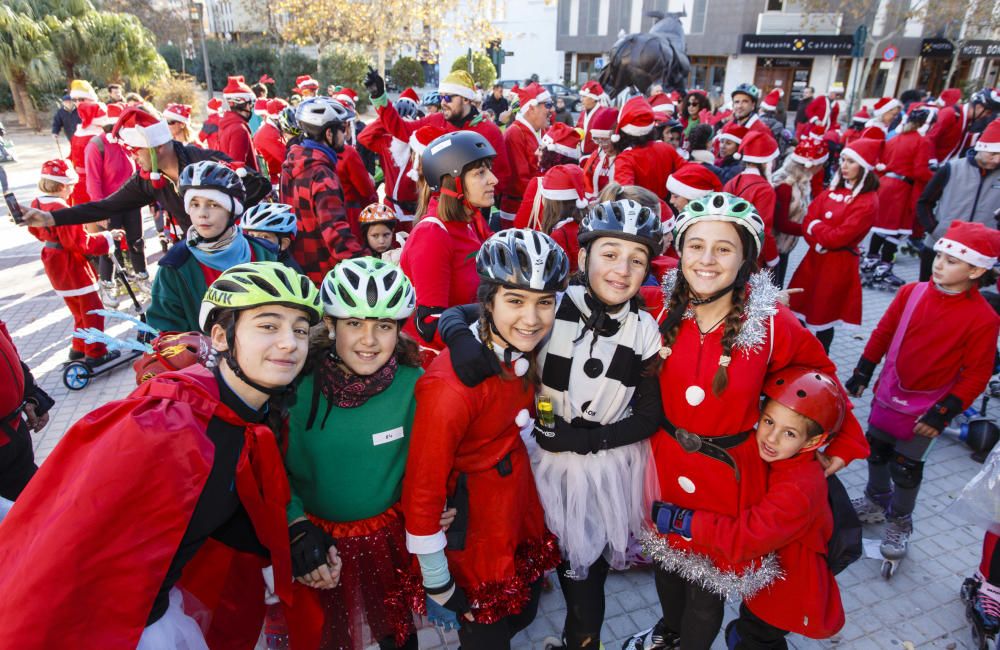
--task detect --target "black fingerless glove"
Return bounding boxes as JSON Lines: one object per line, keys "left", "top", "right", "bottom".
{"left": 845, "top": 357, "right": 877, "bottom": 394}
{"left": 289, "top": 520, "right": 336, "bottom": 578}
{"left": 918, "top": 393, "right": 964, "bottom": 432}
{"left": 426, "top": 578, "right": 472, "bottom": 615}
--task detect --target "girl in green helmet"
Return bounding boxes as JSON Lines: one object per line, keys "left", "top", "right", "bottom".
{"left": 281, "top": 257, "right": 442, "bottom": 650}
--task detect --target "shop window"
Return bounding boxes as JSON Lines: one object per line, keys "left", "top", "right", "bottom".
{"left": 766, "top": 0, "right": 783, "bottom": 9}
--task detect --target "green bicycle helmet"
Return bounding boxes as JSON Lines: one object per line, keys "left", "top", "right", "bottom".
{"left": 674, "top": 191, "right": 765, "bottom": 255}
{"left": 321, "top": 257, "right": 416, "bottom": 320}
{"left": 199, "top": 260, "right": 322, "bottom": 332}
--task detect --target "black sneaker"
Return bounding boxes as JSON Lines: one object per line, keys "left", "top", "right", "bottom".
{"left": 85, "top": 350, "right": 121, "bottom": 368}
{"left": 68, "top": 349, "right": 85, "bottom": 361}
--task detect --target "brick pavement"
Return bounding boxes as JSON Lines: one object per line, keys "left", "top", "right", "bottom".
{"left": 0, "top": 117, "right": 992, "bottom": 649}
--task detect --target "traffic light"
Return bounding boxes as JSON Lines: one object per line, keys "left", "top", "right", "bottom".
{"left": 487, "top": 40, "right": 505, "bottom": 76}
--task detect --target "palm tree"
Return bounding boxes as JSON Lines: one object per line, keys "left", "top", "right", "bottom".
{"left": 0, "top": 4, "right": 53, "bottom": 129}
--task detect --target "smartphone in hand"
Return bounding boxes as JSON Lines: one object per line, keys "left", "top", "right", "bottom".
{"left": 4, "top": 191, "right": 23, "bottom": 225}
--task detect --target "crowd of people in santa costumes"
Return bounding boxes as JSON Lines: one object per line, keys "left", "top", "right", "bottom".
{"left": 10, "top": 60, "right": 1000, "bottom": 650}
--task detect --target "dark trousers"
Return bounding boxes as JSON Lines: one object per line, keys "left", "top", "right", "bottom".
{"left": 557, "top": 556, "right": 611, "bottom": 648}
{"left": 773, "top": 252, "right": 790, "bottom": 288}
{"left": 457, "top": 579, "right": 543, "bottom": 649}
{"left": 815, "top": 328, "right": 834, "bottom": 353}
{"left": 732, "top": 603, "right": 789, "bottom": 649}
{"left": 919, "top": 246, "right": 935, "bottom": 282}
{"left": 654, "top": 567, "right": 725, "bottom": 650}
{"left": 377, "top": 633, "right": 417, "bottom": 649}
{"left": 98, "top": 208, "right": 146, "bottom": 280}
{"left": 868, "top": 233, "right": 898, "bottom": 263}
{"left": 0, "top": 419, "right": 37, "bottom": 500}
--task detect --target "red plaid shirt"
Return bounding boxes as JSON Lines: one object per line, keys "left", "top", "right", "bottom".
{"left": 280, "top": 143, "right": 363, "bottom": 284}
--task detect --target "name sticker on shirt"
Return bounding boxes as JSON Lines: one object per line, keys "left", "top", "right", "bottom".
{"left": 372, "top": 427, "right": 404, "bottom": 446}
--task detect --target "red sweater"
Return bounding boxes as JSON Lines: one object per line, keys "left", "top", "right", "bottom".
{"left": 693, "top": 452, "right": 844, "bottom": 638}
{"left": 614, "top": 141, "right": 685, "bottom": 200}
{"left": 502, "top": 118, "right": 542, "bottom": 213}
{"left": 218, "top": 111, "right": 259, "bottom": 172}
{"left": 862, "top": 282, "right": 1000, "bottom": 407}
{"left": 724, "top": 170, "right": 779, "bottom": 266}
{"left": 252, "top": 121, "right": 286, "bottom": 183}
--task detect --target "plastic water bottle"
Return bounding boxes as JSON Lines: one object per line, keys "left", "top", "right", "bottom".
{"left": 264, "top": 602, "right": 289, "bottom": 649}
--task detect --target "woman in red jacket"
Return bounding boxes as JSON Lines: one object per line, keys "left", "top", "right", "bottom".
{"left": 402, "top": 229, "right": 568, "bottom": 649}
{"left": 611, "top": 97, "right": 685, "bottom": 200}
{"left": 787, "top": 137, "right": 881, "bottom": 352}
{"left": 628, "top": 192, "right": 868, "bottom": 650}
{"left": 399, "top": 131, "right": 495, "bottom": 365}
{"left": 652, "top": 367, "right": 848, "bottom": 647}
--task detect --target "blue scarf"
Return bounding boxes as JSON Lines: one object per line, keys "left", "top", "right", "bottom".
{"left": 302, "top": 139, "right": 339, "bottom": 165}
{"left": 186, "top": 226, "right": 252, "bottom": 271}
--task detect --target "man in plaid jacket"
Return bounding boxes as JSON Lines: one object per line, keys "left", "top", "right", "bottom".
{"left": 280, "top": 97, "right": 363, "bottom": 284}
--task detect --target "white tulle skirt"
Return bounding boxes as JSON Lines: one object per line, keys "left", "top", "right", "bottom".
{"left": 137, "top": 588, "right": 209, "bottom": 650}
{"left": 526, "top": 436, "right": 660, "bottom": 578}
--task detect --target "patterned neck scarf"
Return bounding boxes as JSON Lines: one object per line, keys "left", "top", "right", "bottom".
{"left": 318, "top": 352, "right": 398, "bottom": 409}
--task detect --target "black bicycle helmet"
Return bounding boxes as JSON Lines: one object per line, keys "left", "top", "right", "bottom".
{"left": 421, "top": 131, "right": 496, "bottom": 192}
{"left": 476, "top": 228, "right": 569, "bottom": 292}
{"left": 970, "top": 88, "right": 1000, "bottom": 112}
{"left": 578, "top": 199, "right": 664, "bottom": 256}
{"left": 180, "top": 160, "right": 247, "bottom": 221}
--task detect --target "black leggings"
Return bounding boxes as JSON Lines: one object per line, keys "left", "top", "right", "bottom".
{"left": 457, "top": 579, "right": 543, "bottom": 649}
{"left": 0, "top": 420, "right": 37, "bottom": 500}
{"left": 868, "top": 233, "right": 898, "bottom": 263}
{"left": 654, "top": 567, "right": 725, "bottom": 650}
{"left": 557, "top": 557, "right": 610, "bottom": 648}
{"left": 98, "top": 208, "right": 146, "bottom": 280}
{"left": 377, "top": 633, "right": 417, "bottom": 650}
{"left": 814, "top": 328, "right": 834, "bottom": 353}
{"left": 919, "top": 246, "right": 935, "bottom": 282}
{"left": 732, "top": 603, "right": 788, "bottom": 649}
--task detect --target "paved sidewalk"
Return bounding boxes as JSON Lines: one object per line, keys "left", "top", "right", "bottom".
{"left": 0, "top": 118, "right": 991, "bottom": 649}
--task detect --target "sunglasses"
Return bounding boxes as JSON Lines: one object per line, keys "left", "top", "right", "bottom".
{"left": 543, "top": 102, "right": 554, "bottom": 110}
{"left": 687, "top": 100, "right": 700, "bottom": 105}
{"left": 440, "top": 94, "right": 455, "bottom": 103}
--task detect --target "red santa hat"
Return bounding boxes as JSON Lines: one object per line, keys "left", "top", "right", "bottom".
{"left": 296, "top": 75, "right": 319, "bottom": 91}
{"left": 539, "top": 164, "right": 588, "bottom": 209}
{"left": 105, "top": 102, "right": 125, "bottom": 122}
{"left": 112, "top": 106, "right": 172, "bottom": 150}
{"left": 859, "top": 125, "right": 886, "bottom": 141}
{"left": 760, "top": 89, "right": 784, "bottom": 112}
{"left": 77, "top": 101, "right": 108, "bottom": 129}
{"left": 851, "top": 106, "right": 871, "bottom": 123}
{"left": 936, "top": 88, "right": 962, "bottom": 107}
{"left": 580, "top": 80, "right": 606, "bottom": 101}
{"left": 511, "top": 83, "right": 552, "bottom": 110}
{"left": 841, "top": 137, "right": 884, "bottom": 172}
{"left": 207, "top": 97, "right": 223, "bottom": 115}
{"left": 934, "top": 221, "right": 1000, "bottom": 269}
{"left": 871, "top": 96, "right": 901, "bottom": 118}
{"left": 253, "top": 98, "right": 269, "bottom": 116}
{"left": 258, "top": 74, "right": 275, "bottom": 85}
{"left": 587, "top": 106, "right": 618, "bottom": 139}
{"left": 716, "top": 121, "right": 748, "bottom": 145}
{"left": 40, "top": 159, "right": 78, "bottom": 184}
{"left": 266, "top": 98, "right": 289, "bottom": 117}
{"left": 974, "top": 118, "right": 1000, "bottom": 153}
{"left": 541, "top": 122, "right": 582, "bottom": 159}
{"left": 650, "top": 93, "right": 675, "bottom": 116}
{"left": 334, "top": 88, "right": 358, "bottom": 109}
{"left": 223, "top": 75, "right": 255, "bottom": 104}
{"left": 399, "top": 87, "right": 420, "bottom": 105}
{"left": 163, "top": 103, "right": 192, "bottom": 125}
{"left": 612, "top": 96, "right": 655, "bottom": 142}
{"left": 788, "top": 136, "right": 829, "bottom": 168}
{"left": 734, "top": 130, "right": 779, "bottom": 164}
{"left": 405, "top": 125, "right": 449, "bottom": 181}
{"left": 666, "top": 164, "right": 723, "bottom": 200}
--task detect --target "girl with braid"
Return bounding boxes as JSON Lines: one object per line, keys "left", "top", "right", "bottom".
{"left": 625, "top": 192, "right": 869, "bottom": 650}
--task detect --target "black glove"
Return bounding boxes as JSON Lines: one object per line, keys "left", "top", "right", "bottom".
{"left": 844, "top": 357, "right": 877, "bottom": 396}
{"left": 918, "top": 393, "right": 964, "bottom": 432}
{"left": 426, "top": 579, "right": 472, "bottom": 615}
{"left": 363, "top": 67, "right": 386, "bottom": 100}
{"left": 289, "top": 520, "right": 336, "bottom": 578}
{"left": 532, "top": 415, "right": 596, "bottom": 454}
{"left": 447, "top": 327, "right": 501, "bottom": 387}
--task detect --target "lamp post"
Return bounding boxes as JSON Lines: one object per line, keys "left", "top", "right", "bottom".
{"left": 190, "top": 0, "right": 214, "bottom": 95}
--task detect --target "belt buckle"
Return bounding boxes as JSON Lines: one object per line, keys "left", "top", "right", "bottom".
{"left": 675, "top": 428, "right": 702, "bottom": 453}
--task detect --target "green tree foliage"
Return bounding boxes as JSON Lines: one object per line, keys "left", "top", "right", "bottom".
{"left": 450, "top": 52, "right": 496, "bottom": 89}
{"left": 391, "top": 56, "right": 424, "bottom": 89}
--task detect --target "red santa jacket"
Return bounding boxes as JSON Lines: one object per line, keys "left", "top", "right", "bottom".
{"left": 0, "top": 320, "right": 25, "bottom": 445}
{"left": 582, "top": 149, "right": 614, "bottom": 197}
{"left": 356, "top": 118, "right": 418, "bottom": 218}
{"left": 28, "top": 196, "right": 112, "bottom": 294}
{"left": 787, "top": 188, "right": 877, "bottom": 329}
{"left": 614, "top": 141, "right": 685, "bottom": 199}
{"left": 252, "top": 120, "right": 287, "bottom": 183}
{"left": 375, "top": 101, "right": 511, "bottom": 201}
{"left": 550, "top": 219, "right": 581, "bottom": 275}
{"left": 576, "top": 105, "right": 601, "bottom": 156}
{"left": 723, "top": 170, "right": 779, "bottom": 266}
{"left": 401, "top": 351, "right": 560, "bottom": 624}
{"left": 218, "top": 111, "right": 260, "bottom": 172}
{"left": 199, "top": 113, "right": 222, "bottom": 150}
{"left": 650, "top": 276, "right": 867, "bottom": 594}
{"left": 399, "top": 197, "right": 490, "bottom": 351}
{"left": 0, "top": 366, "right": 292, "bottom": 648}
{"left": 873, "top": 130, "right": 933, "bottom": 235}
{"left": 927, "top": 104, "right": 970, "bottom": 166}
{"left": 862, "top": 282, "right": 1000, "bottom": 406}
{"left": 514, "top": 176, "right": 542, "bottom": 229}
{"left": 335, "top": 144, "right": 378, "bottom": 239}
{"left": 693, "top": 452, "right": 844, "bottom": 639}
{"left": 502, "top": 116, "right": 543, "bottom": 214}
{"left": 69, "top": 125, "right": 103, "bottom": 205}
{"left": 85, "top": 133, "right": 135, "bottom": 200}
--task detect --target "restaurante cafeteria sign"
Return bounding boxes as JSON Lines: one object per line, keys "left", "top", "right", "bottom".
{"left": 740, "top": 34, "right": 853, "bottom": 56}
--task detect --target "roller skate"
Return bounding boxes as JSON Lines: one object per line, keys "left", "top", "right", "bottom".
{"left": 961, "top": 577, "right": 1000, "bottom": 649}
{"left": 859, "top": 255, "right": 879, "bottom": 287}
{"left": 544, "top": 636, "right": 604, "bottom": 649}
{"left": 129, "top": 271, "right": 152, "bottom": 297}
{"left": 622, "top": 618, "right": 680, "bottom": 649}
{"left": 879, "top": 512, "right": 912, "bottom": 579}
{"left": 851, "top": 488, "right": 891, "bottom": 524}
{"left": 870, "top": 261, "right": 906, "bottom": 291}
{"left": 98, "top": 280, "right": 120, "bottom": 309}
{"left": 899, "top": 235, "right": 926, "bottom": 258}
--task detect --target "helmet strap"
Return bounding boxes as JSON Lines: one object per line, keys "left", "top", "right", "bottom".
{"left": 221, "top": 322, "right": 293, "bottom": 398}
{"left": 485, "top": 312, "right": 524, "bottom": 364}
{"left": 440, "top": 176, "right": 477, "bottom": 212}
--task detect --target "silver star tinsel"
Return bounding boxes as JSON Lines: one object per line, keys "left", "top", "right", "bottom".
{"left": 640, "top": 530, "right": 784, "bottom": 601}
{"left": 733, "top": 270, "right": 780, "bottom": 357}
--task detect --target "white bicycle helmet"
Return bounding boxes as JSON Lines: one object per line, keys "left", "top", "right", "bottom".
{"left": 240, "top": 202, "right": 297, "bottom": 238}
{"left": 321, "top": 257, "right": 416, "bottom": 320}
{"left": 295, "top": 97, "right": 356, "bottom": 140}
{"left": 476, "top": 228, "right": 569, "bottom": 292}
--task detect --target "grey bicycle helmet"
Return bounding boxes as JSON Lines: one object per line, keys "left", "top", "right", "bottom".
{"left": 421, "top": 131, "right": 496, "bottom": 192}
{"left": 476, "top": 228, "right": 569, "bottom": 292}
{"left": 578, "top": 199, "right": 664, "bottom": 256}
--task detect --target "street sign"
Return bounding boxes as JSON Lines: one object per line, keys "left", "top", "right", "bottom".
{"left": 852, "top": 24, "right": 867, "bottom": 58}
{"left": 882, "top": 45, "right": 897, "bottom": 62}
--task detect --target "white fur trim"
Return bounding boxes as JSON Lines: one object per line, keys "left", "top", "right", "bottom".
{"left": 41, "top": 172, "right": 78, "bottom": 184}
{"left": 542, "top": 136, "right": 580, "bottom": 159}
{"left": 620, "top": 122, "right": 654, "bottom": 137}
{"left": 975, "top": 139, "right": 1000, "bottom": 153}
{"left": 437, "top": 82, "right": 477, "bottom": 101}
{"left": 717, "top": 133, "right": 743, "bottom": 145}
{"left": 580, "top": 89, "right": 602, "bottom": 100}
{"left": 74, "top": 124, "right": 104, "bottom": 138}
{"left": 806, "top": 219, "right": 819, "bottom": 236}
{"left": 590, "top": 128, "right": 612, "bottom": 139}
{"left": 652, "top": 103, "right": 674, "bottom": 114}
{"left": 666, "top": 175, "right": 712, "bottom": 200}
{"left": 840, "top": 147, "right": 873, "bottom": 171}
{"left": 184, "top": 188, "right": 243, "bottom": 217}
{"left": 406, "top": 168, "right": 420, "bottom": 181}
{"left": 163, "top": 109, "right": 190, "bottom": 124}
{"left": 405, "top": 530, "right": 447, "bottom": 554}
{"left": 54, "top": 284, "right": 100, "bottom": 297}
{"left": 788, "top": 151, "right": 828, "bottom": 167}
{"left": 118, "top": 121, "right": 172, "bottom": 149}
{"left": 390, "top": 137, "right": 411, "bottom": 171}
{"left": 70, "top": 89, "right": 97, "bottom": 101}
{"left": 934, "top": 237, "right": 997, "bottom": 268}
{"left": 872, "top": 98, "right": 901, "bottom": 118}
{"left": 740, "top": 150, "right": 778, "bottom": 164}
{"left": 224, "top": 91, "right": 255, "bottom": 103}
{"left": 539, "top": 184, "right": 586, "bottom": 205}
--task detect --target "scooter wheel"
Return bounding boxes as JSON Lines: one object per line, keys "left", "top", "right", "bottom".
{"left": 63, "top": 361, "right": 92, "bottom": 390}
{"left": 880, "top": 560, "right": 896, "bottom": 579}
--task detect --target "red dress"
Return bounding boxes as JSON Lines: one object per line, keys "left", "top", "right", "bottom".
{"left": 582, "top": 149, "right": 613, "bottom": 197}
{"left": 614, "top": 141, "right": 685, "bottom": 199}
{"left": 787, "top": 188, "right": 877, "bottom": 330}
{"left": 723, "top": 170, "right": 779, "bottom": 267}
{"left": 401, "top": 351, "right": 560, "bottom": 623}
{"left": 693, "top": 453, "right": 844, "bottom": 639}
{"left": 336, "top": 144, "right": 379, "bottom": 239}
{"left": 872, "top": 131, "right": 933, "bottom": 236}
{"left": 927, "top": 104, "right": 970, "bottom": 165}
{"left": 502, "top": 117, "right": 542, "bottom": 215}
{"left": 648, "top": 274, "right": 868, "bottom": 597}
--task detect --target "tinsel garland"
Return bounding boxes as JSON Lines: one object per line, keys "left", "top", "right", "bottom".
{"left": 659, "top": 269, "right": 780, "bottom": 357}
{"left": 640, "top": 531, "right": 784, "bottom": 600}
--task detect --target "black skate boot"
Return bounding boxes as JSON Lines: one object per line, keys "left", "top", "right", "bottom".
{"left": 859, "top": 255, "right": 879, "bottom": 287}
{"left": 871, "top": 261, "right": 906, "bottom": 291}
{"left": 623, "top": 618, "right": 680, "bottom": 649}
{"left": 962, "top": 576, "right": 1000, "bottom": 649}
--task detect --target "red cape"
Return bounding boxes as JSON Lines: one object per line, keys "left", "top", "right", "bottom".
{"left": 0, "top": 366, "right": 291, "bottom": 649}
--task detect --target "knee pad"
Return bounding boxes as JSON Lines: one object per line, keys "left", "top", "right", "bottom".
{"left": 866, "top": 434, "right": 895, "bottom": 465}
{"left": 889, "top": 454, "right": 924, "bottom": 489}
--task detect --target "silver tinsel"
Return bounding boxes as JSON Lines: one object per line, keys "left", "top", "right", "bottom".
{"left": 659, "top": 268, "right": 780, "bottom": 357}
{"left": 640, "top": 530, "right": 784, "bottom": 601}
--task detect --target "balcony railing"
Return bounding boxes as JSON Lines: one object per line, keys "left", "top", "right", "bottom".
{"left": 756, "top": 12, "right": 842, "bottom": 36}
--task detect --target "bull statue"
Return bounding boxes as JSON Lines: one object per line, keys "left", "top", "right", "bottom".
{"left": 598, "top": 11, "right": 691, "bottom": 101}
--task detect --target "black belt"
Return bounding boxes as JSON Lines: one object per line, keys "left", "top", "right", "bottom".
{"left": 43, "top": 241, "right": 63, "bottom": 249}
{"left": 390, "top": 199, "right": 417, "bottom": 214}
{"left": 662, "top": 416, "right": 751, "bottom": 480}
{"left": 884, "top": 172, "right": 914, "bottom": 185}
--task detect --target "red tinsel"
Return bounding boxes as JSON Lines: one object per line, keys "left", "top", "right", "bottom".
{"left": 464, "top": 532, "right": 562, "bottom": 624}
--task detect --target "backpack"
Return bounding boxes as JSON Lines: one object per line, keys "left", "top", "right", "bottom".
{"left": 825, "top": 473, "right": 862, "bottom": 575}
